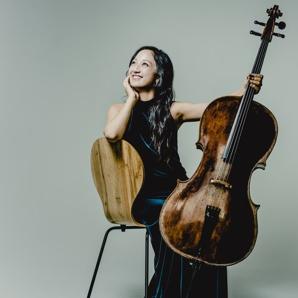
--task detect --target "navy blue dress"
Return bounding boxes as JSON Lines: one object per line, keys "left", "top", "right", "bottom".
{"left": 123, "top": 96, "right": 227, "bottom": 298}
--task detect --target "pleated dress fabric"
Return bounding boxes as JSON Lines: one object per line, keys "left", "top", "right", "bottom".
{"left": 123, "top": 96, "right": 227, "bottom": 298}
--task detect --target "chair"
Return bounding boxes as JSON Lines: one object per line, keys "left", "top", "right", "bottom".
{"left": 87, "top": 137, "right": 149, "bottom": 298}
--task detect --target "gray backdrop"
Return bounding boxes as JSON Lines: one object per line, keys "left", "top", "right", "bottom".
{"left": 1, "top": 0, "right": 297, "bottom": 297}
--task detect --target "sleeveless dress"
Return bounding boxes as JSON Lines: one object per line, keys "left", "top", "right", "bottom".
{"left": 123, "top": 96, "right": 227, "bottom": 298}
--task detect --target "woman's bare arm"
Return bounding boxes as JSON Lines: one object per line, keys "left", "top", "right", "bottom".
{"left": 103, "top": 97, "right": 137, "bottom": 142}
{"left": 171, "top": 101, "right": 208, "bottom": 122}
{"left": 103, "top": 76, "right": 140, "bottom": 142}
{"left": 173, "top": 86, "right": 246, "bottom": 123}
{"left": 173, "top": 74, "right": 263, "bottom": 123}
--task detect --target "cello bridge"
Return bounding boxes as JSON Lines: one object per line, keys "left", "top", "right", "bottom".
{"left": 210, "top": 178, "right": 232, "bottom": 189}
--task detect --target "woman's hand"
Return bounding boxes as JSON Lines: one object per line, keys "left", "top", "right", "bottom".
{"left": 123, "top": 76, "right": 140, "bottom": 102}
{"left": 230, "top": 73, "right": 264, "bottom": 97}
{"left": 246, "top": 73, "right": 263, "bottom": 94}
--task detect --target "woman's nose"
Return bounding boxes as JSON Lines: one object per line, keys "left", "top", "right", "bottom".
{"left": 131, "top": 63, "right": 140, "bottom": 73}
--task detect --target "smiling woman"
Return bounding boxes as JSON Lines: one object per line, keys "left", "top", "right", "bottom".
{"left": 103, "top": 45, "right": 263, "bottom": 298}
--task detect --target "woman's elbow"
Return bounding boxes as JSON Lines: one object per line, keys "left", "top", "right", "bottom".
{"left": 103, "top": 130, "right": 122, "bottom": 143}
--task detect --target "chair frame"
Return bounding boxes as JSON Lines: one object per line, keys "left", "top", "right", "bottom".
{"left": 86, "top": 224, "right": 150, "bottom": 298}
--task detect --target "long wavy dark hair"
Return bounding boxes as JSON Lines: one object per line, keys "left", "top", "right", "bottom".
{"left": 127, "top": 46, "right": 176, "bottom": 168}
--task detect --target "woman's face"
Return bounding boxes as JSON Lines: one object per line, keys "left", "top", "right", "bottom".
{"left": 128, "top": 49, "right": 158, "bottom": 90}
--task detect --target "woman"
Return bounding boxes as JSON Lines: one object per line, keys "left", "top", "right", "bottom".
{"left": 103, "top": 46, "right": 262, "bottom": 298}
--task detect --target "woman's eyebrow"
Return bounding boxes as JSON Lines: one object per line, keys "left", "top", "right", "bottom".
{"left": 142, "top": 59, "right": 153, "bottom": 64}
{"left": 133, "top": 58, "right": 152, "bottom": 64}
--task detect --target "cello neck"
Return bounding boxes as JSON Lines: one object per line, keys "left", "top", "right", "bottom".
{"left": 251, "top": 39, "right": 269, "bottom": 75}
{"left": 222, "top": 39, "right": 269, "bottom": 163}
{"left": 222, "top": 5, "right": 285, "bottom": 163}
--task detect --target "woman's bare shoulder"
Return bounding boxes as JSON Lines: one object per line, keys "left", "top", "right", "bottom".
{"left": 170, "top": 100, "right": 184, "bottom": 121}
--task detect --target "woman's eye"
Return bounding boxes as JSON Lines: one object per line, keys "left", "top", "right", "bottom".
{"left": 142, "top": 63, "right": 149, "bottom": 67}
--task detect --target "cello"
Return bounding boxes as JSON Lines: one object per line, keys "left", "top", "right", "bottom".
{"left": 159, "top": 5, "right": 286, "bottom": 266}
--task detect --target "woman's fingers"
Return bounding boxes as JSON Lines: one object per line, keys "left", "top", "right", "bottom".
{"left": 123, "top": 76, "right": 140, "bottom": 100}
{"left": 247, "top": 73, "right": 263, "bottom": 93}
{"left": 123, "top": 76, "right": 133, "bottom": 94}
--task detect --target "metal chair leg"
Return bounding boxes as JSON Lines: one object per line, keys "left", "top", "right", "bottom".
{"left": 87, "top": 225, "right": 146, "bottom": 298}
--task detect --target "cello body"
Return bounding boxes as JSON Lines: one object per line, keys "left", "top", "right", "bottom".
{"left": 159, "top": 96, "right": 278, "bottom": 265}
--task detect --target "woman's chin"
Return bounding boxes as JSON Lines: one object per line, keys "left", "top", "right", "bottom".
{"left": 131, "top": 84, "right": 154, "bottom": 92}
{"left": 130, "top": 82, "right": 143, "bottom": 88}
{"left": 130, "top": 85, "right": 145, "bottom": 92}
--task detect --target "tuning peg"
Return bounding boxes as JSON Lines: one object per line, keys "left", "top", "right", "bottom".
{"left": 273, "top": 32, "right": 285, "bottom": 38}
{"left": 276, "top": 21, "right": 286, "bottom": 30}
{"left": 254, "top": 20, "right": 265, "bottom": 26}
{"left": 250, "top": 30, "right": 261, "bottom": 37}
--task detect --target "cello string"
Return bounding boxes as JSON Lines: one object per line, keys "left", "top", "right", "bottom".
{"left": 213, "top": 84, "right": 256, "bottom": 181}
{"left": 224, "top": 41, "right": 268, "bottom": 178}
{"left": 225, "top": 88, "right": 254, "bottom": 166}
{"left": 187, "top": 96, "right": 257, "bottom": 277}
{"left": 187, "top": 40, "right": 267, "bottom": 276}
{"left": 213, "top": 97, "right": 246, "bottom": 181}
{"left": 225, "top": 41, "right": 267, "bottom": 170}
{"left": 225, "top": 43, "right": 264, "bottom": 164}
{"left": 214, "top": 40, "right": 268, "bottom": 181}
{"left": 213, "top": 80, "right": 256, "bottom": 181}
{"left": 208, "top": 40, "right": 265, "bottom": 260}
{"left": 224, "top": 44, "right": 266, "bottom": 174}
{"left": 224, "top": 39, "right": 267, "bottom": 167}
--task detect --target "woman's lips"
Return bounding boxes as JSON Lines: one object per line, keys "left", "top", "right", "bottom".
{"left": 131, "top": 75, "right": 143, "bottom": 80}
